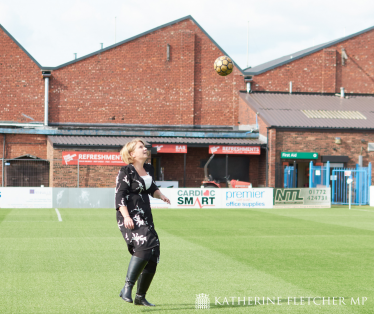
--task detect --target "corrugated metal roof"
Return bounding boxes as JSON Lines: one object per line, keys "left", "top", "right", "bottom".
{"left": 48, "top": 136, "right": 265, "bottom": 147}
{"left": 240, "top": 92, "right": 374, "bottom": 129}
{"left": 243, "top": 24, "right": 374, "bottom": 76}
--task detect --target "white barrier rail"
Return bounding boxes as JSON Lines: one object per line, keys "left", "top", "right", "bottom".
{"left": 0, "top": 187, "right": 334, "bottom": 209}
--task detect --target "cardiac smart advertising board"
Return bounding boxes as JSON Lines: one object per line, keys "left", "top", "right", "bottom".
{"left": 150, "top": 188, "right": 219, "bottom": 209}
{"left": 149, "top": 188, "right": 273, "bottom": 209}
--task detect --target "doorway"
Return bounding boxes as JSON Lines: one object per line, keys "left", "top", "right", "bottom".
{"left": 297, "top": 162, "right": 309, "bottom": 187}
{"left": 151, "top": 156, "right": 162, "bottom": 180}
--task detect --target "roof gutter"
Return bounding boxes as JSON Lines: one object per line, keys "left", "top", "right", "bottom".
{"left": 0, "top": 123, "right": 44, "bottom": 128}
{"left": 48, "top": 122, "right": 237, "bottom": 130}
{"left": 267, "top": 126, "right": 374, "bottom": 131}
{"left": 0, "top": 126, "right": 259, "bottom": 138}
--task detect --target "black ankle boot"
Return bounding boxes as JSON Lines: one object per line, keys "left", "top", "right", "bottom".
{"left": 134, "top": 272, "right": 155, "bottom": 306}
{"left": 119, "top": 256, "right": 148, "bottom": 303}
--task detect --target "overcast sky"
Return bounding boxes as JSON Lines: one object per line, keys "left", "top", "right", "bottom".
{"left": 1, "top": 0, "right": 374, "bottom": 69}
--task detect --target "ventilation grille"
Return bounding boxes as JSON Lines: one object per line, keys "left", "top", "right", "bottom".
{"left": 368, "top": 143, "right": 374, "bottom": 152}
{"left": 302, "top": 110, "right": 366, "bottom": 119}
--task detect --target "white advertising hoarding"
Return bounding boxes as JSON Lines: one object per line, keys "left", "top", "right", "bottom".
{"left": 221, "top": 189, "right": 274, "bottom": 208}
{"left": 150, "top": 188, "right": 273, "bottom": 209}
{"left": 0, "top": 188, "right": 52, "bottom": 208}
{"left": 273, "top": 188, "right": 331, "bottom": 208}
{"left": 150, "top": 188, "right": 219, "bottom": 209}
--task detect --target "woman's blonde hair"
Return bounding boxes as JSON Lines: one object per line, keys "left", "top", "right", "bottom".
{"left": 120, "top": 138, "right": 148, "bottom": 164}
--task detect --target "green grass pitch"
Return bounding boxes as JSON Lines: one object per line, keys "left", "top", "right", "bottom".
{"left": 1, "top": 206, "right": 374, "bottom": 313}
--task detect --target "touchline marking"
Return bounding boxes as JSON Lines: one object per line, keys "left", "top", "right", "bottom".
{"left": 349, "top": 208, "right": 374, "bottom": 213}
{"left": 55, "top": 208, "right": 62, "bottom": 221}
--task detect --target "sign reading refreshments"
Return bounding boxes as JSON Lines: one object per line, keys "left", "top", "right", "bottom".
{"left": 62, "top": 152, "right": 126, "bottom": 166}
{"left": 281, "top": 152, "right": 318, "bottom": 159}
{"left": 152, "top": 144, "right": 187, "bottom": 153}
{"left": 209, "top": 145, "right": 261, "bottom": 155}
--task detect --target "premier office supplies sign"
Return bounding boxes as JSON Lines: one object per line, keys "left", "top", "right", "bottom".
{"left": 273, "top": 188, "right": 331, "bottom": 208}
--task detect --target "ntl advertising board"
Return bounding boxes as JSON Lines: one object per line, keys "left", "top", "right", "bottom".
{"left": 273, "top": 188, "right": 331, "bottom": 208}
{"left": 150, "top": 188, "right": 273, "bottom": 209}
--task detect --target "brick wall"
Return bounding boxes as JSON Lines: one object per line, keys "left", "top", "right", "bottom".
{"left": 160, "top": 147, "right": 265, "bottom": 188}
{"left": 268, "top": 129, "right": 277, "bottom": 187}
{"left": 0, "top": 134, "right": 3, "bottom": 186}
{"left": 3, "top": 134, "right": 47, "bottom": 159}
{"left": 0, "top": 28, "right": 44, "bottom": 123}
{"left": 238, "top": 96, "right": 268, "bottom": 137}
{"left": 49, "top": 146, "right": 121, "bottom": 187}
{"left": 46, "top": 139, "right": 54, "bottom": 185}
{"left": 0, "top": 141, "right": 266, "bottom": 188}
{"left": 248, "top": 152, "right": 266, "bottom": 187}
{"left": 47, "top": 19, "right": 244, "bottom": 127}
{"left": 159, "top": 148, "right": 208, "bottom": 187}
{"left": 251, "top": 28, "right": 374, "bottom": 94}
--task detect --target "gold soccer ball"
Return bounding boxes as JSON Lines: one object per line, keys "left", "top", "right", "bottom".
{"left": 214, "top": 56, "right": 234, "bottom": 76}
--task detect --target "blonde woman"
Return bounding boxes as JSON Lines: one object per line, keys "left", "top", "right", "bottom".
{"left": 115, "top": 139, "right": 170, "bottom": 307}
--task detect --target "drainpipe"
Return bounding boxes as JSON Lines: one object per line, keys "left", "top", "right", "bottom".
{"left": 42, "top": 71, "right": 52, "bottom": 126}
{"left": 204, "top": 154, "right": 215, "bottom": 181}
{"left": 2, "top": 134, "right": 5, "bottom": 187}
{"left": 289, "top": 81, "right": 292, "bottom": 94}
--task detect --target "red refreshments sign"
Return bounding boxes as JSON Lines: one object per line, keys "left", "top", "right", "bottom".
{"left": 152, "top": 144, "right": 187, "bottom": 153}
{"left": 62, "top": 151, "right": 126, "bottom": 166}
{"left": 209, "top": 145, "right": 261, "bottom": 155}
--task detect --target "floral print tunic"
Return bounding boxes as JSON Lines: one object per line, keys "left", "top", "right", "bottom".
{"left": 115, "top": 163, "right": 160, "bottom": 253}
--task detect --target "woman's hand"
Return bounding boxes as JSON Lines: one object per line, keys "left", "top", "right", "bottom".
{"left": 119, "top": 206, "right": 134, "bottom": 230}
{"left": 160, "top": 194, "right": 171, "bottom": 205}
{"left": 153, "top": 190, "right": 171, "bottom": 205}
{"left": 124, "top": 216, "right": 134, "bottom": 230}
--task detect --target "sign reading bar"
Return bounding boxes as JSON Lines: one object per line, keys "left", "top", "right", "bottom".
{"left": 152, "top": 144, "right": 187, "bottom": 153}
{"left": 62, "top": 151, "right": 126, "bottom": 166}
{"left": 209, "top": 145, "right": 261, "bottom": 155}
{"left": 281, "top": 152, "right": 318, "bottom": 159}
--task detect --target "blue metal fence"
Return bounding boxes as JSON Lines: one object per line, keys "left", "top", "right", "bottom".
{"left": 284, "top": 166, "right": 297, "bottom": 188}
{"left": 309, "top": 161, "right": 330, "bottom": 188}
{"left": 331, "top": 163, "right": 372, "bottom": 205}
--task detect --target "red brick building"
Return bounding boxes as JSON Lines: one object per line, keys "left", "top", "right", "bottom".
{"left": 1, "top": 16, "right": 374, "bottom": 189}
{"left": 0, "top": 16, "right": 263, "bottom": 188}
{"left": 240, "top": 24, "right": 374, "bottom": 188}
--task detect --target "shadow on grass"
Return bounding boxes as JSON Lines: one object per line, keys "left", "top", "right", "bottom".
{"left": 140, "top": 297, "right": 352, "bottom": 312}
